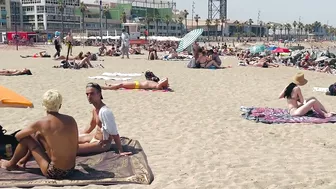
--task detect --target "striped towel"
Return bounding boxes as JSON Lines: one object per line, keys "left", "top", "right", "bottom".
{"left": 88, "top": 76, "right": 131, "bottom": 81}
{"left": 102, "top": 72, "right": 142, "bottom": 77}
{"left": 313, "top": 87, "right": 329, "bottom": 92}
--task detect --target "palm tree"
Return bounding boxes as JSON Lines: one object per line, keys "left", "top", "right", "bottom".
{"left": 178, "top": 16, "right": 184, "bottom": 37}
{"left": 183, "top": 10, "right": 189, "bottom": 34}
{"left": 292, "top": 21, "right": 297, "bottom": 38}
{"left": 298, "top": 22, "right": 304, "bottom": 41}
{"left": 214, "top": 19, "right": 220, "bottom": 41}
{"left": 58, "top": 0, "right": 65, "bottom": 39}
{"left": 220, "top": 17, "right": 226, "bottom": 39}
{"left": 121, "top": 11, "right": 127, "bottom": 23}
{"left": 79, "top": 2, "right": 87, "bottom": 33}
{"left": 248, "top": 18, "right": 253, "bottom": 38}
{"left": 164, "top": 14, "right": 170, "bottom": 36}
{"left": 323, "top": 24, "right": 329, "bottom": 39}
{"left": 279, "top": 24, "right": 283, "bottom": 39}
{"left": 285, "top": 23, "right": 292, "bottom": 39}
{"left": 145, "top": 17, "right": 153, "bottom": 33}
{"left": 304, "top": 24, "right": 309, "bottom": 38}
{"left": 233, "top": 20, "right": 240, "bottom": 35}
{"left": 271, "top": 24, "right": 277, "bottom": 41}
{"left": 154, "top": 13, "right": 160, "bottom": 36}
{"left": 266, "top": 22, "right": 272, "bottom": 41}
{"left": 194, "top": 14, "right": 200, "bottom": 28}
{"left": 103, "top": 6, "right": 109, "bottom": 31}
{"left": 205, "top": 18, "right": 211, "bottom": 40}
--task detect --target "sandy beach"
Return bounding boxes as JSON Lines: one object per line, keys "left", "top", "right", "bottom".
{"left": 1, "top": 44, "right": 336, "bottom": 189}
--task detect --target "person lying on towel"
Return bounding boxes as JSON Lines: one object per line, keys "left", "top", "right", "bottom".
{"left": 279, "top": 72, "right": 334, "bottom": 118}
{"left": 102, "top": 78, "right": 169, "bottom": 90}
{"left": 0, "top": 90, "right": 79, "bottom": 180}
{"left": 0, "top": 68, "right": 32, "bottom": 76}
{"left": 77, "top": 83, "right": 132, "bottom": 156}
{"left": 20, "top": 51, "right": 51, "bottom": 58}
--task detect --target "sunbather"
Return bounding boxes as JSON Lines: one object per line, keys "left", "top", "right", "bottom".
{"left": 102, "top": 78, "right": 169, "bottom": 90}
{"left": 0, "top": 68, "right": 32, "bottom": 76}
{"left": 20, "top": 51, "right": 51, "bottom": 58}
{"left": 279, "top": 72, "right": 334, "bottom": 118}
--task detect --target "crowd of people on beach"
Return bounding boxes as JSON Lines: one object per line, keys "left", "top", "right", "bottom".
{"left": 2, "top": 29, "right": 336, "bottom": 181}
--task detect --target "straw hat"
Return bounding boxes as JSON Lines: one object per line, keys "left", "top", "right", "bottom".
{"left": 293, "top": 72, "right": 308, "bottom": 86}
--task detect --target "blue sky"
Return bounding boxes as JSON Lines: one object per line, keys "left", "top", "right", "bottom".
{"left": 175, "top": 0, "right": 336, "bottom": 26}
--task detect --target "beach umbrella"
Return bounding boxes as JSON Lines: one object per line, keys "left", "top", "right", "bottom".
{"left": 0, "top": 86, "right": 33, "bottom": 108}
{"left": 266, "top": 46, "right": 277, "bottom": 51}
{"left": 176, "top": 28, "right": 204, "bottom": 53}
{"left": 249, "top": 45, "right": 266, "bottom": 54}
{"left": 272, "top": 47, "right": 290, "bottom": 53}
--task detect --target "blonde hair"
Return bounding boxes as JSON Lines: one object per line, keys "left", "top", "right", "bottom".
{"left": 42, "top": 89, "right": 62, "bottom": 112}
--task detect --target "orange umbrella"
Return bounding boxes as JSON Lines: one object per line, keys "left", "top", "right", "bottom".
{"left": 0, "top": 86, "right": 33, "bottom": 108}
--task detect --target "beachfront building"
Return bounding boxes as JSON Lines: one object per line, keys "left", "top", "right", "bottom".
{"left": 1, "top": 0, "right": 183, "bottom": 37}
{"left": 186, "top": 18, "right": 268, "bottom": 38}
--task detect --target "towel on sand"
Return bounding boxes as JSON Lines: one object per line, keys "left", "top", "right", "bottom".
{"left": 313, "top": 87, "right": 329, "bottom": 93}
{"left": 102, "top": 72, "right": 142, "bottom": 77}
{"left": 0, "top": 137, "right": 153, "bottom": 188}
{"left": 241, "top": 106, "right": 336, "bottom": 124}
{"left": 88, "top": 76, "right": 131, "bottom": 81}
{"left": 117, "top": 88, "right": 174, "bottom": 92}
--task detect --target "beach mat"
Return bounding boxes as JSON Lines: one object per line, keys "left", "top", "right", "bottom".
{"left": 88, "top": 76, "right": 132, "bottom": 81}
{"left": 117, "top": 88, "right": 174, "bottom": 92}
{"left": 0, "top": 137, "right": 153, "bottom": 188}
{"left": 241, "top": 106, "right": 336, "bottom": 124}
{"left": 313, "top": 87, "right": 329, "bottom": 93}
{"left": 102, "top": 73, "right": 142, "bottom": 77}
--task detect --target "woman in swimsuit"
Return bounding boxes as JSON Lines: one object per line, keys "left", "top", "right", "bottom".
{"left": 0, "top": 68, "right": 32, "bottom": 76}
{"left": 279, "top": 72, "right": 333, "bottom": 118}
{"left": 102, "top": 78, "right": 169, "bottom": 90}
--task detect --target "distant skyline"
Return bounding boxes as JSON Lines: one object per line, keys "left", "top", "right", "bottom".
{"left": 175, "top": 0, "right": 336, "bottom": 26}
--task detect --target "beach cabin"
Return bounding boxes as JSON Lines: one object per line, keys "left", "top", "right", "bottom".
{"left": 122, "top": 22, "right": 148, "bottom": 45}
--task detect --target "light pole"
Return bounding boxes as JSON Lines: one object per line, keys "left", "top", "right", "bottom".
{"left": 99, "top": 0, "right": 103, "bottom": 42}
{"left": 14, "top": 1, "right": 18, "bottom": 50}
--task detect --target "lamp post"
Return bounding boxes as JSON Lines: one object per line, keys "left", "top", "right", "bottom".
{"left": 99, "top": 0, "right": 102, "bottom": 42}
{"left": 14, "top": 1, "right": 18, "bottom": 50}
{"left": 5, "top": 15, "right": 8, "bottom": 42}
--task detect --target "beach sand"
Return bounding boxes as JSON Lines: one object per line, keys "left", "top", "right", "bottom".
{"left": 1, "top": 44, "right": 336, "bottom": 189}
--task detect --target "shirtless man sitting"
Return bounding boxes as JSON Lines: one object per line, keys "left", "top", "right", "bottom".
{"left": 0, "top": 90, "right": 78, "bottom": 180}
{"left": 78, "top": 83, "right": 132, "bottom": 156}
{"left": 0, "top": 68, "right": 32, "bottom": 76}
{"left": 102, "top": 78, "right": 169, "bottom": 90}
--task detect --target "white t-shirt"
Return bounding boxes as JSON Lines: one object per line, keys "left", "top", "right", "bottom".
{"left": 98, "top": 106, "right": 119, "bottom": 140}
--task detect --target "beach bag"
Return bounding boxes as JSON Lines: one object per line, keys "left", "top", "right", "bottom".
{"left": 187, "top": 58, "right": 196, "bottom": 68}
{"left": 145, "top": 71, "right": 160, "bottom": 82}
{"left": 0, "top": 125, "right": 19, "bottom": 159}
{"left": 329, "top": 84, "right": 336, "bottom": 96}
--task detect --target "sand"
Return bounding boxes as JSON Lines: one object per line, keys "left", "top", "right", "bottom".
{"left": 1, "top": 44, "right": 336, "bottom": 189}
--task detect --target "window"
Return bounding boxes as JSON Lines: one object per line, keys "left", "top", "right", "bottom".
{"left": 37, "top": 6, "right": 45, "bottom": 13}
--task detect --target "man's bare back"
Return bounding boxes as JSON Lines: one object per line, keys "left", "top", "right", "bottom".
{"left": 37, "top": 113, "right": 78, "bottom": 170}
{"left": 0, "top": 89, "right": 79, "bottom": 179}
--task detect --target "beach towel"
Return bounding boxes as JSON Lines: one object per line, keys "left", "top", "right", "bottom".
{"left": 0, "top": 137, "right": 153, "bottom": 188}
{"left": 102, "top": 72, "right": 142, "bottom": 77}
{"left": 117, "top": 88, "right": 174, "bottom": 92}
{"left": 313, "top": 87, "right": 329, "bottom": 93}
{"left": 240, "top": 106, "right": 336, "bottom": 124}
{"left": 88, "top": 76, "right": 132, "bottom": 81}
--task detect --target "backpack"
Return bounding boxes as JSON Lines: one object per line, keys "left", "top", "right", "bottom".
{"left": 0, "top": 125, "right": 19, "bottom": 159}
{"left": 144, "top": 70, "right": 160, "bottom": 82}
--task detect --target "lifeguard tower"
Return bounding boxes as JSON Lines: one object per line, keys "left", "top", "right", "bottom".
{"left": 122, "top": 22, "right": 148, "bottom": 45}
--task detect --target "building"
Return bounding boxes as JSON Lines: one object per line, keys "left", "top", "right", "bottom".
{"left": 186, "top": 19, "right": 268, "bottom": 37}
{"left": 1, "top": 0, "right": 183, "bottom": 37}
